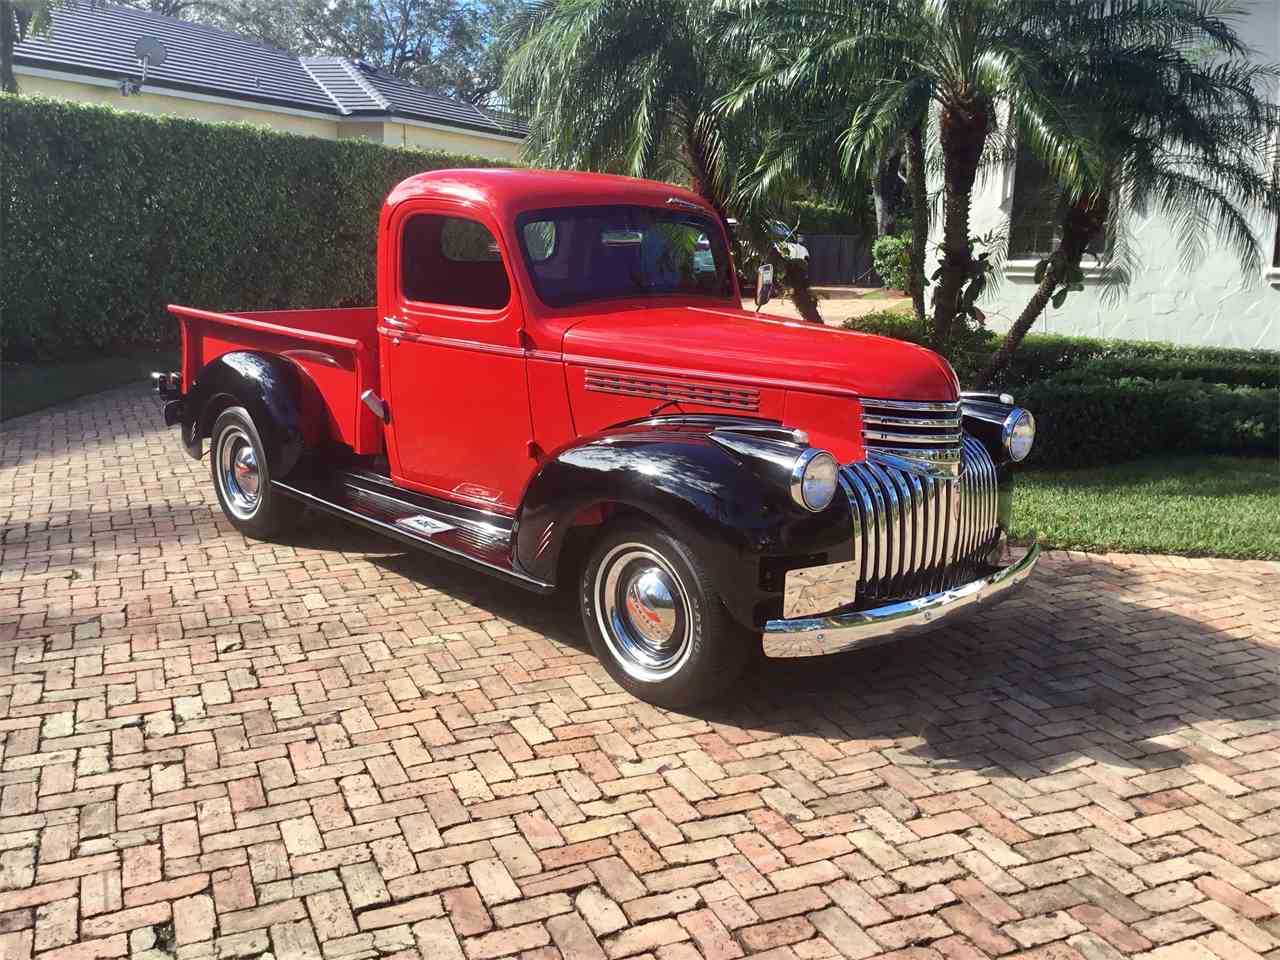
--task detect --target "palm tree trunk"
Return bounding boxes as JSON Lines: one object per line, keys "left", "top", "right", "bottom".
{"left": 978, "top": 194, "right": 1108, "bottom": 387}
{"left": 979, "top": 259, "right": 1061, "bottom": 388}
{"left": 932, "top": 95, "right": 990, "bottom": 351}
{"left": 683, "top": 130, "right": 729, "bottom": 227}
{"left": 873, "top": 143, "right": 903, "bottom": 237}
{"left": 905, "top": 122, "right": 927, "bottom": 328}
{"left": 683, "top": 126, "right": 822, "bottom": 324}
{"left": 1, "top": 2, "right": 19, "bottom": 94}
{"left": 782, "top": 255, "right": 823, "bottom": 323}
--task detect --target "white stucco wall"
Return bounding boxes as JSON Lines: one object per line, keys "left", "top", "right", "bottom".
{"left": 958, "top": 2, "right": 1280, "bottom": 349}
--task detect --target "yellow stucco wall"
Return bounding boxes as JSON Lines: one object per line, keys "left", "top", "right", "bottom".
{"left": 18, "top": 73, "right": 340, "bottom": 138}
{"left": 385, "top": 121, "right": 523, "bottom": 162}
{"left": 16, "top": 72, "right": 525, "bottom": 161}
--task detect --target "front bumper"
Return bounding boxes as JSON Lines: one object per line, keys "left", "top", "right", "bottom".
{"left": 762, "top": 544, "right": 1039, "bottom": 658}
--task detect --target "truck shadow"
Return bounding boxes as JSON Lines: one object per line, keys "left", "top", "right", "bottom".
{"left": 361, "top": 519, "right": 1279, "bottom": 779}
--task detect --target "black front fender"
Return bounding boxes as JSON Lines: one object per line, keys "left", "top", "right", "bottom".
{"left": 180, "top": 351, "right": 312, "bottom": 478}
{"left": 515, "top": 429, "right": 854, "bottom": 629}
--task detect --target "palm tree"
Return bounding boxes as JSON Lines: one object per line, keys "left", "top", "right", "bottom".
{"left": 501, "top": 0, "right": 824, "bottom": 321}
{"left": 979, "top": 1, "right": 1280, "bottom": 385}
{"left": 719, "top": 0, "right": 1100, "bottom": 351}
{"left": 718, "top": 39, "right": 932, "bottom": 324}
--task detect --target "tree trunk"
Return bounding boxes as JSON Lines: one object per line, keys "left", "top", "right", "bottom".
{"left": 978, "top": 194, "right": 1108, "bottom": 387}
{"left": 1, "top": 2, "right": 19, "bottom": 95}
{"left": 931, "top": 95, "right": 990, "bottom": 351}
{"left": 872, "top": 143, "right": 903, "bottom": 237}
{"left": 683, "top": 125, "right": 822, "bottom": 324}
{"left": 905, "top": 121, "right": 927, "bottom": 328}
{"left": 783, "top": 254, "right": 823, "bottom": 323}
{"left": 683, "top": 126, "right": 729, "bottom": 229}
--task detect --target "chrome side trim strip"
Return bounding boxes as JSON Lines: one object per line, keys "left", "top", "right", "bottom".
{"left": 763, "top": 546, "right": 1040, "bottom": 658}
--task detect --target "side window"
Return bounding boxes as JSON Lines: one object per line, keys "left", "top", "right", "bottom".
{"left": 1008, "top": 144, "right": 1107, "bottom": 260}
{"left": 401, "top": 214, "right": 510, "bottom": 310}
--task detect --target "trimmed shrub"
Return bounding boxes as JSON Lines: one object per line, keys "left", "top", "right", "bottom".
{"left": 996, "top": 333, "right": 1276, "bottom": 387}
{"left": 842, "top": 308, "right": 995, "bottom": 384}
{"left": 871, "top": 234, "right": 912, "bottom": 291}
{"left": 0, "top": 95, "right": 512, "bottom": 359}
{"left": 841, "top": 310, "right": 1279, "bottom": 467}
{"left": 843, "top": 311, "right": 1278, "bottom": 388}
{"left": 1055, "top": 356, "right": 1277, "bottom": 389}
{"left": 1018, "top": 378, "right": 1277, "bottom": 467}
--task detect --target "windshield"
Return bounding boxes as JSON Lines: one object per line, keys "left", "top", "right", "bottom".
{"left": 516, "top": 205, "right": 735, "bottom": 308}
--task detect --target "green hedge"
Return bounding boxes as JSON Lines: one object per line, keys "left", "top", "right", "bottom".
{"left": 996, "top": 333, "right": 1276, "bottom": 388}
{"left": 1018, "top": 378, "right": 1277, "bottom": 467}
{"left": 843, "top": 310, "right": 1279, "bottom": 467}
{"left": 844, "top": 310, "right": 1278, "bottom": 387}
{"left": 0, "top": 95, "right": 512, "bottom": 359}
{"left": 1053, "top": 356, "right": 1277, "bottom": 389}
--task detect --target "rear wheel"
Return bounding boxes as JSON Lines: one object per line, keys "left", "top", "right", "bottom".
{"left": 580, "top": 524, "right": 755, "bottom": 709}
{"left": 210, "top": 406, "right": 300, "bottom": 539}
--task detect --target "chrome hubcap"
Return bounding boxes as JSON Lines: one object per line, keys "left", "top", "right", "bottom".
{"left": 217, "top": 427, "right": 261, "bottom": 520}
{"left": 595, "top": 544, "right": 692, "bottom": 682}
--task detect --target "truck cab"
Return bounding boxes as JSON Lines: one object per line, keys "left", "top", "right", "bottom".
{"left": 156, "top": 169, "right": 1039, "bottom": 708}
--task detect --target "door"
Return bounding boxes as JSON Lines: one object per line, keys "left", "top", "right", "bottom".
{"left": 381, "top": 204, "right": 533, "bottom": 512}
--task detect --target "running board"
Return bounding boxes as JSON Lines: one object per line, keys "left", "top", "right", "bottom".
{"left": 274, "top": 470, "right": 553, "bottom": 593}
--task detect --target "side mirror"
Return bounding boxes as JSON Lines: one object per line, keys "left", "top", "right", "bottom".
{"left": 755, "top": 263, "right": 774, "bottom": 310}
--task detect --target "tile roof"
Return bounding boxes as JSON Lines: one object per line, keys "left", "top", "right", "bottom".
{"left": 15, "top": 1, "right": 524, "bottom": 139}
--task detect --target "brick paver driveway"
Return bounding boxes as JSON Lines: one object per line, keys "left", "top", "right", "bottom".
{"left": 2, "top": 386, "right": 1278, "bottom": 960}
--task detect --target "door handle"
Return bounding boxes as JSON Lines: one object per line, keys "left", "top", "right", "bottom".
{"left": 382, "top": 316, "right": 416, "bottom": 331}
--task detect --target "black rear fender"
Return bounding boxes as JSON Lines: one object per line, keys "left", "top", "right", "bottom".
{"left": 181, "top": 352, "right": 321, "bottom": 478}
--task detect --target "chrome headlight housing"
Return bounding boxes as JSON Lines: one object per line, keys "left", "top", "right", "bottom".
{"left": 790, "top": 449, "right": 839, "bottom": 512}
{"left": 1002, "top": 408, "right": 1036, "bottom": 462}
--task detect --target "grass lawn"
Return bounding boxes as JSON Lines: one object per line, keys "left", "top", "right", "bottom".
{"left": 1, "top": 349, "right": 179, "bottom": 421}
{"left": 1011, "top": 456, "right": 1280, "bottom": 561}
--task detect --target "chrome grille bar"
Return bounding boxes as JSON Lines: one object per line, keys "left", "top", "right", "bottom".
{"left": 863, "top": 428, "right": 965, "bottom": 445}
{"left": 861, "top": 396, "right": 963, "bottom": 477}
{"left": 839, "top": 435, "right": 1001, "bottom": 602}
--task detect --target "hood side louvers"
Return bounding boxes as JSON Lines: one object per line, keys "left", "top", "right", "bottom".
{"left": 585, "top": 369, "right": 760, "bottom": 412}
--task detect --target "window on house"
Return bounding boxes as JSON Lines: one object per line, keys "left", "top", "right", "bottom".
{"left": 401, "top": 214, "right": 510, "bottom": 309}
{"left": 1007, "top": 145, "right": 1106, "bottom": 261}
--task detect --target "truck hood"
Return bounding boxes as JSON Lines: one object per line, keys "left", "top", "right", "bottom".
{"left": 560, "top": 305, "right": 959, "bottom": 401}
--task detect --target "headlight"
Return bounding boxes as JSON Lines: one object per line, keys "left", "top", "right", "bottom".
{"left": 790, "top": 449, "right": 839, "bottom": 512}
{"left": 1002, "top": 408, "right": 1036, "bottom": 462}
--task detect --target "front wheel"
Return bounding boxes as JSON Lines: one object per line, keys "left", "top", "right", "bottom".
{"left": 210, "top": 406, "right": 300, "bottom": 540}
{"left": 580, "top": 525, "right": 756, "bottom": 709}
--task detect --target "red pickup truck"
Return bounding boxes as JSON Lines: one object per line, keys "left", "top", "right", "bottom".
{"left": 154, "top": 169, "right": 1039, "bottom": 707}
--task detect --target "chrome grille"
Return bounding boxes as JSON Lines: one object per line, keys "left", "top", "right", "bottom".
{"left": 861, "top": 397, "right": 962, "bottom": 476}
{"left": 840, "top": 435, "right": 1000, "bottom": 602}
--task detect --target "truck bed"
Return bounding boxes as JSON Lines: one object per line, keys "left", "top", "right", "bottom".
{"left": 169, "top": 305, "right": 382, "bottom": 454}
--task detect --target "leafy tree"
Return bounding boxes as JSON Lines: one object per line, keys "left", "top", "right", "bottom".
{"left": 979, "top": 0, "right": 1280, "bottom": 385}
{"left": 502, "top": 0, "right": 824, "bottom": 321}
{"left": 201, "top": 0, "right": 520, "bottom": 105}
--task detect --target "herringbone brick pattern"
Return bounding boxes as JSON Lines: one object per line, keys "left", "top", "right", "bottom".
{"left": 1, "top": 386, "right": 1278, "bottom": 960}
